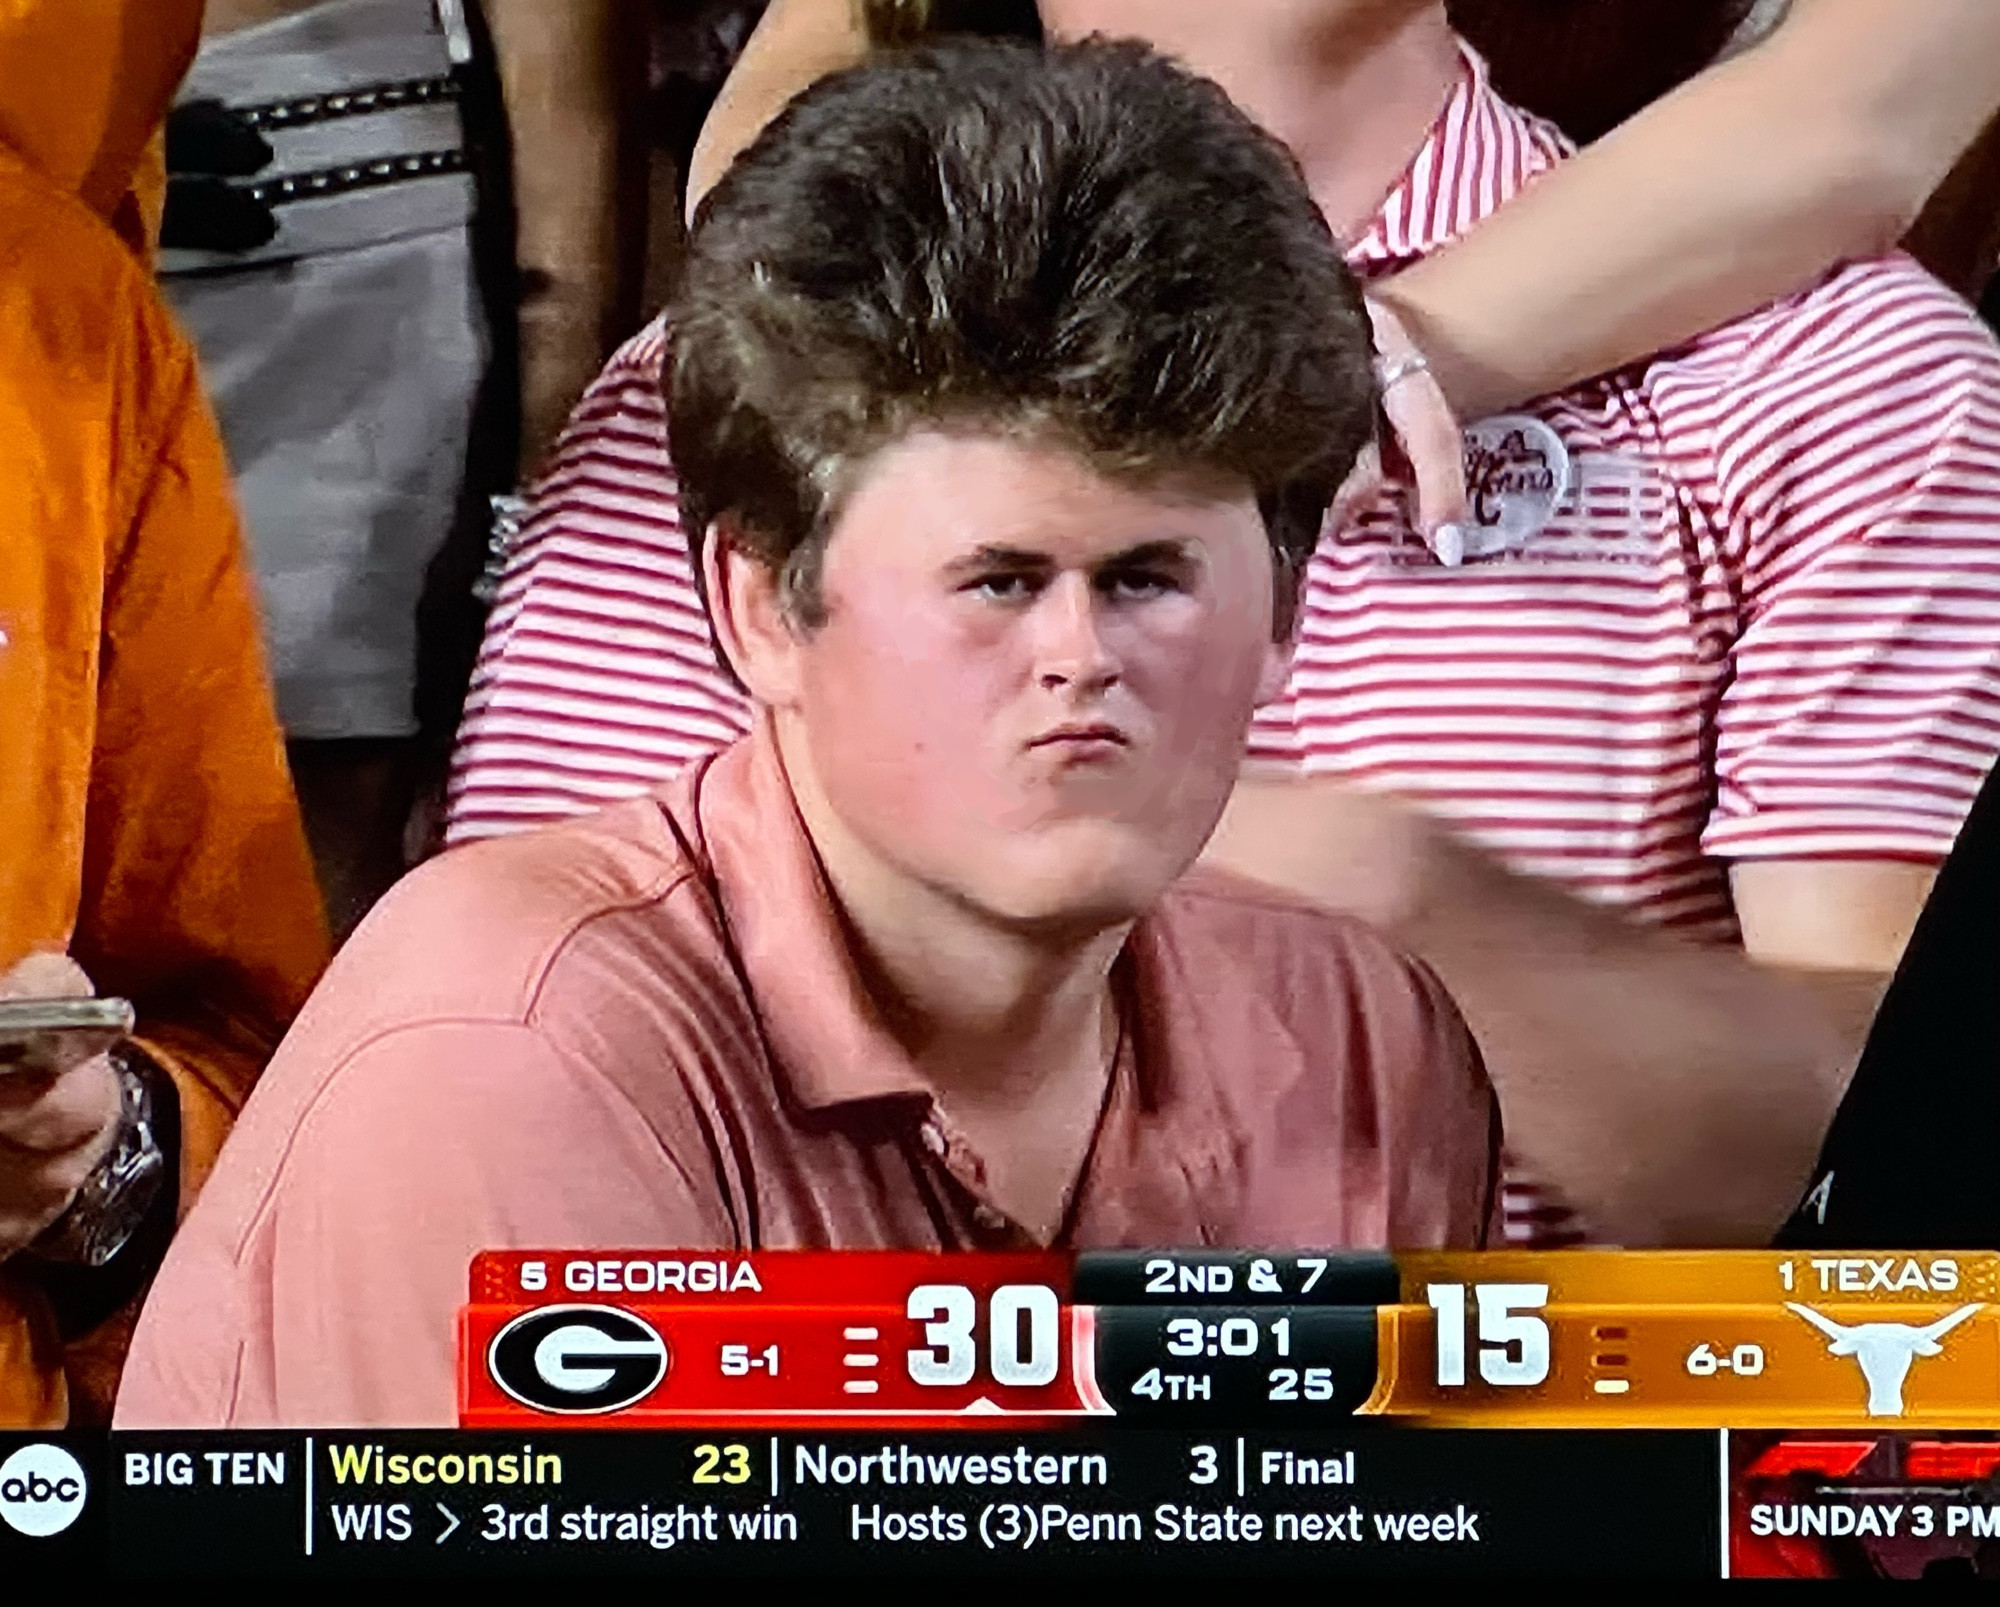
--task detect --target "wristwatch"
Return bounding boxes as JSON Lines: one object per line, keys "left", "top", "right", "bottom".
{"left": 29, "top": 1046, "right": 169, "bottom": 1269}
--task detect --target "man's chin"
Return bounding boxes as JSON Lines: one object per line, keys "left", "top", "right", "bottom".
{"left": 964, "top": 841, "right": 1188, "bottom": 936}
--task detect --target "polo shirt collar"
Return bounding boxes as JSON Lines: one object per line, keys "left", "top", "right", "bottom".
{"left": 1344, "top": 40, "right": 1571, "bottom": 276}
{"left": 686, "top": 731, "right": 1319, "bottom": 1244}
{"left": 696, "top": 719, "right": 933, "bottom": 1112}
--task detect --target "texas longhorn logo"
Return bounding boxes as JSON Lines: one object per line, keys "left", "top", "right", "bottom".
{"left": 1785, "top": 1302, "right": 1983, "bottom": 1417}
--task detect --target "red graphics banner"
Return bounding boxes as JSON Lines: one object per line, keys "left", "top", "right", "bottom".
{"left": 461, "top": 1250, "right": 1103, "bottom": 1428}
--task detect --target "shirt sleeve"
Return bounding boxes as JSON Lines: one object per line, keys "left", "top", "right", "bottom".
{"left": 261, "top": 1022, "right": 736, "bottom": 1427}
{"left": 74, "top": 333, "right": 330, "bottom": 1194}
{"left": 1701, "top": 258, "right": 2000, "bottom": 864}
{"left": 444, "top": 322, "right": 753, "bottom": 845}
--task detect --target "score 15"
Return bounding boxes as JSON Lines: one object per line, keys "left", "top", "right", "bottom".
{"left": 1426, "top": 1283, "right": 1551, "bottom": 1387}
{"left": 907, "top": 1284, "right": 1061, "bottom": 1388}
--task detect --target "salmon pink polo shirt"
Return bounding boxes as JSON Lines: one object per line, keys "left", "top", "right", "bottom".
{"left": 117, "top": 724, "right": 1497, "bottom": 1427}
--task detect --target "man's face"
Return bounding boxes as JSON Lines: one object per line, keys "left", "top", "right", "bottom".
{"left": 761, "top": 432, "right": 1290, "bottom": 934}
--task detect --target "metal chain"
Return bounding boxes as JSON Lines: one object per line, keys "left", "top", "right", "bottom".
{"left": 233, "top": 73, "right": 461, "bottom": 133}
{"left": 246, "top": 148, "right": 467, "bottom": 208}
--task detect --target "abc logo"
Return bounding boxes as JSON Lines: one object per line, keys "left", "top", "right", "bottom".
{"left": 488, "top": 1305, "right": 669, "bottom": 1414}
{"left": 0, "top": 1444, "right": 87, "bottom": 1537}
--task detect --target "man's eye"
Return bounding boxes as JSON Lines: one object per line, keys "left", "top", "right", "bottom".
{"left": 1102, "top": 569, "right": 1178, "bottom": 600}
{"left": 966, "top": 572, "right": 1037, "bottom": 601}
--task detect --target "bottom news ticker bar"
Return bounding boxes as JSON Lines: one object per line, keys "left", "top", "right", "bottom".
{"left": 6, "top": 1427, "right": 1720, "bottom": 1576}
{"left": 14, "top": 1427, "right": 2000, "bottom": 1574}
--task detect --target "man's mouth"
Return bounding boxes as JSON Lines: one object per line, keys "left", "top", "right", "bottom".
{"left": 1028, "top": 722, "right": 1130, "bottom": 755}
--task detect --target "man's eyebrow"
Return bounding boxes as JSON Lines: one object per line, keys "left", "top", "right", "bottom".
{"left": 1096, "top": 539, "right": 1199, "bottom": 568}
{"left": 941, "top": 538, "right": 1202, "bottom": 578}
{"left": 941, "top": 544, "right": 1054, "bottom": 577}
{"left": 958, "top": 544, "right": 1050, "bottom": 565}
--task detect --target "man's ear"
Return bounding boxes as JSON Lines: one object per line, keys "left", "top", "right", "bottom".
{"left": 702, "top": 520, "right": 806, "bottom": 709}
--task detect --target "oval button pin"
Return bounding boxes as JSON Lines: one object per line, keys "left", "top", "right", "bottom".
{"left": 1457, "top": 413, "right": 1571, "bottom": 560}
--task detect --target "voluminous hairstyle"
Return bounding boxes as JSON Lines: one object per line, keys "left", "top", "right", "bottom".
{"left": 669, "top": 37, "right": 1377, "bottom": 638}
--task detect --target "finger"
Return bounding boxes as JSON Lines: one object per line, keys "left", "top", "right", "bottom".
{"left": 1363, "top": 294, "right": 1471, "bottom": 543}
{"left": 0, "top": 1054, "right": 117, "bottom": 1257}
{"left": 0, "top": 1148, "right": 100, "bottom": 1256}
{"left": 0, "top": 1051, "right": 120, "bottom": 1160}
{"left": 0, "top": 1025, "right": 123, "bottom": 1080}
{"left": 0, "top": 951, "right": 93, "bottom": 1001}
{"left": 1380, "top": 367, "right": 1469, "bottom": 536}
{"left": 0, "top": 1142, "right": 100, "bottom": 1217}
{"left": 1375, "top": 409, "right": 1416, "bottom": 488}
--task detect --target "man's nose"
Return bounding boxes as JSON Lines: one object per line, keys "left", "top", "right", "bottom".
{"left": 1030, "top": 573, "right": 1121, "bottom": 693}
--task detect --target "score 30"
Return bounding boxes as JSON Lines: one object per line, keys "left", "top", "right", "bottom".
{"left": 905, "top": 1285, "right": 1064, "bottom": 1389}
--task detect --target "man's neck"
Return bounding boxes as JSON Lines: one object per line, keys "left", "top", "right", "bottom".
{"left": 775, "top": 729, "right": 1127, "bottom": 1115}
{"left": 1094, "top": 3, "right": 1461, "bottom": 242}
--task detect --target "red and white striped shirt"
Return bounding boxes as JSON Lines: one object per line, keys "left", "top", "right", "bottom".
{"left": 445, "top": 48, "right": 2000, "bottom": 1232}
{"left": 450, "top": 46, "right": 2000, "bottom": 891}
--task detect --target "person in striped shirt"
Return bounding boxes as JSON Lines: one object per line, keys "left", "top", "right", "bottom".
{"left": 445, "top": 1, "right": 2000, "bottom": 1249}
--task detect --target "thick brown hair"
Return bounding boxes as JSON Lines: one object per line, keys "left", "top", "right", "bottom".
{"left": 669, "top": 37, "right": 1376, "bottom": 638}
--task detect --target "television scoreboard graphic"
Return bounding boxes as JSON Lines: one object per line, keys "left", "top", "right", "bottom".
{"left": 21, "top": 1249, "right": 2000, "bottom": 1578}
{"left": 458, "top": 1249, "right": 2000, "bottom": 1430}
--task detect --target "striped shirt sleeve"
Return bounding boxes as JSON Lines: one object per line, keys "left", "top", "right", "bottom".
{"left": 1696, "top": 257, "right": 2000, "bottom": 863}
{"left": 444, "top": 321, "right": 751, "bottom": 845}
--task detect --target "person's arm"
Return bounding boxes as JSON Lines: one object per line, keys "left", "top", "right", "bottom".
{"left": 22, "top": 333, "right": 331, "bottom": 1417}
{"left": 685, "top": 0, "right": 869, "bottom": 221}
{"left": 1203, "top": 781, "right": 1921, "bottom": 1248}
{"left": 72, "top": 342, "right": 330, "bottom": 1214}
{"left": 1375, "top": 0, "right": 2000, "bottom": 421}
{"left": 482, "top": 0, "right": 651, "bottom": 478}
{"left": 1355, "top": 934, "right": 1499, "bottom": 1251}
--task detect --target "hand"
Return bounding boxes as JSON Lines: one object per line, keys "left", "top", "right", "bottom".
{"left": 0, "top": 953, "right": 123, "bottom": 1260}
{"left": 1203, "top": 772, "right": 1442, "bottom": 936}
{"left": 1334, "top": 297, "right": 1470, "bottom": 561}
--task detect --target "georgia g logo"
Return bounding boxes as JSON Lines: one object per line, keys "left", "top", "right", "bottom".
{"left": 488, "top": 1305, "right": 670, "bottom": 1414}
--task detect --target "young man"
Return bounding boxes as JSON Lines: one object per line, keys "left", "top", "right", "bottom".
{"left": 116, "top": 39, "right": 1497, "bottom": 1430}
{"left": 446, "top": 0, "right": 2000, "bottom": 1250}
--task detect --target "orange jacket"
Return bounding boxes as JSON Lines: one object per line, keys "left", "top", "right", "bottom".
{"left": 0, "top": 0, "right": 331, "bottom": 1423}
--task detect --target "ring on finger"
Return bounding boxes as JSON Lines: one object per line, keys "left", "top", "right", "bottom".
{"left": 1374, "top": 352, "right": 1431, "bottom": 392}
